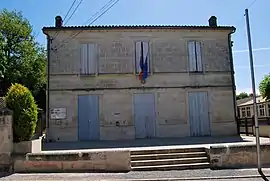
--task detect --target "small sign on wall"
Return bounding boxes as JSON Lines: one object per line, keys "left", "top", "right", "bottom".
{"left": 50, "top": 108, "right": 67, "bottom": 120}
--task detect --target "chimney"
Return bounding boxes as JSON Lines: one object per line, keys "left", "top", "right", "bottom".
{"left": 55, "top": 16, "right": 63, "bottom": 28}
{"left": 208, "top": 16, "right": 217, "bottom": 27}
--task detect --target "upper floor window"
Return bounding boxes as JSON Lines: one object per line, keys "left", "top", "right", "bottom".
{"left": 246, "top": 107, "right": 251, "bottom": 117}
{"left": 80, "top": 43, "right": 98, "bottom": 75}
{"left": 188, "top": 41, "right": 203, "bottom": 72}
{"left": 241, "top": 107, "right": 246, "bottom": 117}
{"left": 258, "top": 104, "right": 265, "bottom": 116}
{"left": 135, "top": 41, "right": 150, "bottom": 74}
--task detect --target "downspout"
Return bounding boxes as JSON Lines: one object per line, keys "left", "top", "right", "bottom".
{"left": 43, "top": 30, "right": 50, "bottom": 142}
{"left": 228, "top": 28, "right": 237, "bottom": 128}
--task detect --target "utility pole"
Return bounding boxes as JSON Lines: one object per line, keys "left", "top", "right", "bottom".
{"left": 245, "top": 8, "right": 261, "bottom": 171}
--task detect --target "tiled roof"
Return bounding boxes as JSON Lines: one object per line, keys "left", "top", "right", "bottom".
{"left": 237, "top": 95, "right": 267, "bottom": 107}
{"left": 42, "top": 25, "right": 236, "bottom": 31}
{"left": 236, "top": 97, "right": 253, "bottom": 106}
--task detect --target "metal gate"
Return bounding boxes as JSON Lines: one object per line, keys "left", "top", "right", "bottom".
{"left": 188, "top": 92, "right": 211, "bottom": 136}
{"left": 78, "top": 95, "right": 100, "bottom": 141}
{"left": 133, "top": 93, "right": 156, "bottom": 139}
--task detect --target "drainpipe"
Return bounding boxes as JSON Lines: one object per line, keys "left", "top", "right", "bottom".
{"left": 228, "top": 28, "right": 237, "bottom": 126}
{"left": 43, "top": 30, "right": 50, "bottom": 142}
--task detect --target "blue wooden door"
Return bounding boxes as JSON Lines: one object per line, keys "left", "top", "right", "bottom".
{"left": 78, "top": 95, "right": 100, "bottom": 141}
{"left": 133, "top": 93, "right": 156, "bottom": 139}
{"left": 188, "top": 92, "right": 210, "bottom": 137}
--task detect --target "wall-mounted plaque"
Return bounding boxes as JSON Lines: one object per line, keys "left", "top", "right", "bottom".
{"left": 50, "top": 108, "right": 67, "bottom": 120}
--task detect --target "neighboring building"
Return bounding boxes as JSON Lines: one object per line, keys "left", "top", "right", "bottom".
{"left": 237, "top": 95, "right": 270, "bottom": 118}
{"left": 42, "top": 15, "right": 237, "bottom": 142}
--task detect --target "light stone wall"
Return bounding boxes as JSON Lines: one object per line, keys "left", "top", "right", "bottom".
{"left": 47, "top": 29, "right": 231, "bottom": 76}
{"left": 45, "top": 28, "right": 236, "bottom": 141}
{"left": 49, "top": 73, "right": 232, "bottom": 90}
{"left": 209, "top": 144, "right": 270, "bottom": 169}
{"left": 0, "top": 113, "right": 13, "bottom": 167}
{"left": 14, "top": 150, "right": 131, "bottom": 172}
{"left": 47, "top": 87, "right": 237, "bottom": 141}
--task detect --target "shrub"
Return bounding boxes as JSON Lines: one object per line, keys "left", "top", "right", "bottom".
{"left": 5, "top": 83, "right": 38, "bottom": 142}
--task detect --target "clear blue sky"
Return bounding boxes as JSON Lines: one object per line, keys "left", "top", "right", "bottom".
{"left": 1, "top": 0, "right": 270, "bottom": 94}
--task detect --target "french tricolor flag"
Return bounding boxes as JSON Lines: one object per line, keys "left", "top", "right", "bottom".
{"left": 139, "top": 42, "right": 148, "bottom": 82}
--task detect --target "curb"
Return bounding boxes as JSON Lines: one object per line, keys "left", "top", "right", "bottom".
{"left": 2, "top": 175, "right": 270, "bottom": 181}
{"left": 114, "top": 174, "right": 270, "bottom": 181}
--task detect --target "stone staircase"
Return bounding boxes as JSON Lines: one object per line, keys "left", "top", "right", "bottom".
{"left": 131, "top": 147, "right": 209, "bottom": 171}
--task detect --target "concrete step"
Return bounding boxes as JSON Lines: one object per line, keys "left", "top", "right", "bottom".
{"left": 131, "top": 147, "right": 205, "bottom": 155}
{"left": 131, "top": 152, "right": 207, "bottom": 161}
{"left": 131, "top": 162, "right": 210, "bottom": 171}
{"left": 131, "top": 157, "right": 208, "bottom": 167}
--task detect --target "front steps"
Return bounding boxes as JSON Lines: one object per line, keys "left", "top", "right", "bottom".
{"left": 131, "top": 147, "right": 209, "bottom": 171}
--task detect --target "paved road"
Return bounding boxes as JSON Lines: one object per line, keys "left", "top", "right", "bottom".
{"left": 1, "top": 168, "right": 270, "bottom": 180}
{"left": 192, "top": 179, "right": 267, "bottom": 181}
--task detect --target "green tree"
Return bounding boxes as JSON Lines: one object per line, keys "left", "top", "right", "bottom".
{"left": 5, "top": 83, "right": 38, "bottom": 142}
{"left": 0, "top": 9, "right": 46, "bottom": 101}
{"left": 259, "top": 74, "right": 270, "bottom": 100}
{"left": 236, "top": 92, "right": 249, "bottom": 100}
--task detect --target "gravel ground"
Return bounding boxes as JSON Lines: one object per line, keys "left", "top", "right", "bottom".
{"left": 1, "top": 168, "right": 270, "bottom": 180}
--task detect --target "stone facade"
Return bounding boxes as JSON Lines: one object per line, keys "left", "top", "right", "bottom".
{"left": 0, "top": 107, "right": 13, "bottom": 171}
{"left": 43, "top": 24, "right": 237, "bottom": 142}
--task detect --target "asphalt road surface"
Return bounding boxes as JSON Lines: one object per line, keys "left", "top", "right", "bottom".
{"left": 1, "top": 168, "right": 270, "bottom": 180}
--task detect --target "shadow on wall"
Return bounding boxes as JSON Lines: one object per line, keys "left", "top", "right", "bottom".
{"left": 42, "top": 136, "right": 248, "bottom": 151}
{"left": 33, "top": 109, "right": 46, "bottom": 139}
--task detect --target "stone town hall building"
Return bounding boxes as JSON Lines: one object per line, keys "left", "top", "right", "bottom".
{"left": 42, "top": 15, "right": 237, "bottom": 142}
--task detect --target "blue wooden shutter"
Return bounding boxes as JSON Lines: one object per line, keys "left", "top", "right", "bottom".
{"left": 195, "top": 41, "right": 202, "bottom": 72}
{"left": 188, "top": 41, "right": 196, "bottom": 72}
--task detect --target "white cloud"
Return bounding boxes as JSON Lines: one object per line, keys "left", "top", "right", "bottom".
{"left": 233, "top": 47, "right": 270, "bottom": 53}
{"left": 235, "top": 63, "right": 270, "bottom": 69}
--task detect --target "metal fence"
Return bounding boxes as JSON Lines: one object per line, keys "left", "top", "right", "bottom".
{"left": 0, "top": 97, "right": 5, "bottom": 109}
{"left": 237, "top": 116, "right": 270, "bottom": 135}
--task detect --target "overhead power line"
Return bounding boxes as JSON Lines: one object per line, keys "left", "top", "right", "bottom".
{"left": 33, "top": 31, "right": 40, "bottom": 39}
{"left": 52, "top": 0, "right": 80, "bottom": 40}
{"left": 64, "top": 0, "right": 84, "bottom": 25}
{"left": 83, "top": 0, "right": 115, "bottom": 25}
{"left": 63, "top": 0, "right": 78, "bottom": 23}
{"left": 231, "top": 0, "right": 261, "bottom": 29}
{"left": 246, "top": 0, "right": 259, "bottom": 9}
{"left": 53, "top": 0, "right": 120, "bottom": 51}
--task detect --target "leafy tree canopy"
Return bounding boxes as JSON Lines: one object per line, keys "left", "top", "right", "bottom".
{"left": 236, "top": 92, "right": 249, "bottom": 100}
{"left": 0, "top": 9, "right": 46, "bottom": 97}
{"left": 259, "top": 73, "right": 270, "bottom": 101}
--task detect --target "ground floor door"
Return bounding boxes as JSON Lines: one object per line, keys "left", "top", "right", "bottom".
{"left": 78, "top": 95, "right": 100, "bottom": 141}
{"left": 188, "top": 91, "right": 211, "bottom": 137}
{"left": 133, "top": 93, "right": 156, "bottom": 139}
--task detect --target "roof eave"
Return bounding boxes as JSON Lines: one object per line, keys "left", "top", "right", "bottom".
{"left": 42, "top": 25, "right": 236, "bottom": 33}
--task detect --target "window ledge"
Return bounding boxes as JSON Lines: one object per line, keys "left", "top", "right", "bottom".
{"left": 134, "top": 72, "right": 152, "bottom": 76}
{"left": 189, "top": 71, "right": 204, "bottom": 74}
{"left": 79, "top": 74, "right": 98, "bottom": 77}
